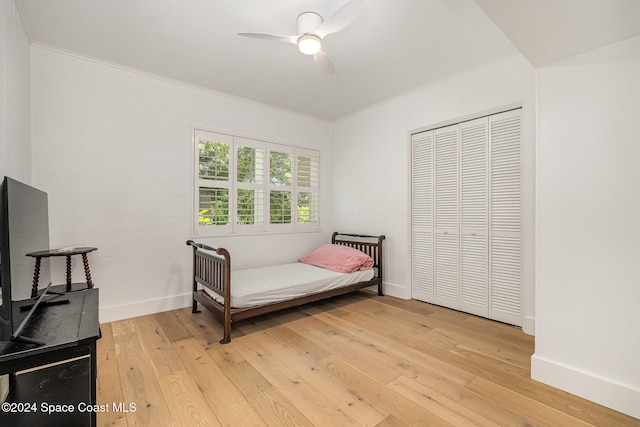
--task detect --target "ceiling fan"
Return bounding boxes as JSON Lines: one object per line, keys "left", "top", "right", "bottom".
{"left": 237, "top": 0, "right": 363, "bottom": 73}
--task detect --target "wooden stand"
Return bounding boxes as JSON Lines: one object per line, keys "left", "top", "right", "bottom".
{"left": 26, "top": 247, "right": 97, "bottom": 297}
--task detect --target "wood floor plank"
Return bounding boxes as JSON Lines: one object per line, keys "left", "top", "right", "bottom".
{"left": 354, "top": 296, "right": 533, "bottom": 353}
{"left": 466, "top": 376, "right": 594, "bottom": 427}
{"left": 113, "top": 332, "right": 173, "bottom": 427}
{"left": 391, "top": 364, "right": 540, "bottom": 427}
{"left": 96, "top": 325, "right": 127, "bottom": 427}
{"left": 318, "top": 354, "right": 455, "bottom": 426}
{"left": 290, "top": 300, "right": 493, "bottom": 412}
{"left": 154, "top": 310, "right": 194, "bottom": 343}
{"left": 246, "top": 387, "right": 314, "bottom": 427}
{"left": 132, "top": 315, "right": 184, "bottom": 377}
{"left": 282, "top": 310, "right": 404, "bottom": 384}
{"left": 261, "top": 320, "right": 332, "bottom": 360}
{"left": 110, "top": 318, "right": 138, "bottom": 336}
{"left": 388, "top": 375, "right": 501, "bottom": 427}
{"left": 305, "top": 307, "right": 478, "bottom": 390}
{"left": 374, "top": 414, "right": 410, "bottom": 426}
{"left": 248, "top": 326, "right": 388, "bottom": 426}
{"left": 97, "top": 322, "right": 116, "bottom": 361}
{"left": 157, "top": 369, "right": 221, "bottom": 427}
{"left": 177, "top": 307, "right": 275, "bottom": 403}
{"left": 233, "top": 333, "right": 362, "bottom": 427}
{"left": 173, "top": 337, "right": 266, "bottom": 426}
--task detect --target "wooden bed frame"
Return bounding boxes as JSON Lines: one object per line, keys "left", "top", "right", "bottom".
{"left": 186, "top": 232, "right": 385, "bottom": 344}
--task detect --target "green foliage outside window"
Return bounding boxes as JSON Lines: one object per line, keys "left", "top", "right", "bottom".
{"left": 237, "top": 146, "right": 263, "bottom": 183}
{"left": 199, "top": 139, "right": 229, "bottom": 181}
{"left": 270, "top": 151, "right": 292, "bottom": 186}
{"left": 237, "top": 188, "right": 263, "bottom": 225}
{"left": 270, "top": 191, "right": 292, "bottom": 224}
{"left": 199, "top": 139, "right": 229, "bottom": 225}
{"left": 199, "top": 187, "right": 229, "bottom": 226}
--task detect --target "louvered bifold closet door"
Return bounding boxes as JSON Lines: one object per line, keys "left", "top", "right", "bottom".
{"left": 411, "top": 109, "right": 522, "bottom": 326}
{"left": 460, "top": 118, "right": 489, "bottom": 317}
{"left": 489, "top": 109, "right": 522, "bottom": 326}
{"left": 411, "top": 131, "right": 434, "bottom": 302}
{"left": 434, "top": 126, "right": 459, "bottom": 309}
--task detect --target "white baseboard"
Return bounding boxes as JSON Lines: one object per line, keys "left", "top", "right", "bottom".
{"left": 382, "top": 281, "right": 410, "bottom": 299}
{"left": 531, "top": 354, "right": 640, "bottom": 419}
{"left": 523, "top": 315, "right": 535, "bottom": 336}
{"left": 99, "top": 293, "right": 192, "bottom": 323}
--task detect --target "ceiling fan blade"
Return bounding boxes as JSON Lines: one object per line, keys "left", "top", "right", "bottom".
{"left": 237, "top": 32, "right": 298, "bottom": 45}
{"left": 315, "top": 0, "right": 363, "bottom": 39}
{"left": 314, "top": 50, "right": 335, "bottom": 73}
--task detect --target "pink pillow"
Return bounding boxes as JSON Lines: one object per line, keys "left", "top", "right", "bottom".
{"left": 299, "top": 244, "right": 374, "bottom": 273}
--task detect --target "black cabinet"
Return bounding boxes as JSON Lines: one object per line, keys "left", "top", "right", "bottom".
{"left": 0, "top": 288, "right": 99, "bottom": 426}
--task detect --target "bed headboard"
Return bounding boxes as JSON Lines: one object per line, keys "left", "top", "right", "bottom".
{"left": 186, "top": 240, "right": 231, "bottom": 300}
{"left": 331, "top": 232, "right": 385, "bottom": 280}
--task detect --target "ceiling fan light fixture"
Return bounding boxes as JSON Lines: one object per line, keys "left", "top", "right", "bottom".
{"left": 298, "top": 34, "right": 322, "bottom": 55}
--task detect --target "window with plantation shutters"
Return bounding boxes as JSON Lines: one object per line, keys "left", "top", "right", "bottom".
{"left": 410, "top": 108, "right": 522, "bottom": 326}
{"left": 193, "top": 129, "right": 320, "bottom": 236}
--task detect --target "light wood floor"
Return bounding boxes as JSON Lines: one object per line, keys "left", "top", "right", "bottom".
{"left": 97, "top": 292, "right": 639, "bottom": 426}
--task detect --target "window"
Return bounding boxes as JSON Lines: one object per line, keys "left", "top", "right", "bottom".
{"left": 193, "top": 129, "right": 320, "bottom": 236}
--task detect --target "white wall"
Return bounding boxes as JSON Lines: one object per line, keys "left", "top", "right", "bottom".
{"left": 532, "top": 35, "right": 640, "bottom": 419}
{"left": 0, "top": 0, "right": 30, "bottom": 182}
{"left": 331, "top": 52, "right": 537, "bottom": 333}
{"left": 0, "top": 0, "right": 31, "bottom": 402}
{"left": 30, "top": 46, "right": 333, "bottom": 322}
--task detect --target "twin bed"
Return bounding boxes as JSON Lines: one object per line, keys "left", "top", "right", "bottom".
{"left": 186, "top": 232, "right": 385, "bottom": 343}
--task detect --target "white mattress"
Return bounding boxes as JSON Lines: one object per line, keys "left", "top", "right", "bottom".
{"left": 203, "top": 262, "right": 374, "bottom": 308}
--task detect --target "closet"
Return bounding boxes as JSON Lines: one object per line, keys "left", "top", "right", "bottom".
{"left": 411, "top": 109, "right": 522, "bottom": 326}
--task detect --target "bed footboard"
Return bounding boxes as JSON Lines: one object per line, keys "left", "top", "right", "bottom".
{"left": 186, "top": 240, "right": 232, "bottom": 343}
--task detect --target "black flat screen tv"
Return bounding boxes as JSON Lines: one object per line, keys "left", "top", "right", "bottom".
{"left": 0, "top": 176, "right": 52, "bottom": 342}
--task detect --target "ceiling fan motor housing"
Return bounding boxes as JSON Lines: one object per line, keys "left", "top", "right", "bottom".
{"left": 297, "top": 12, "right": 323, "bottom": 36}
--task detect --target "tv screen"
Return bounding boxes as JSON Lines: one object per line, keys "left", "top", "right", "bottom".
{"left": 0, "top": 177, "right": 51, "bottom": 341}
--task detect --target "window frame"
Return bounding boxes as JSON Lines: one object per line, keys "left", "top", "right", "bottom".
{"left": 192, "top": 129, "right": 320, "bottom": 237}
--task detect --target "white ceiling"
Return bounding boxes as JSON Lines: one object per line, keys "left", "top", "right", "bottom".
{"left": 14, "top": 0, "right": 640, "bottom": 121}
{"left": 474, "top": 0, "right": 640, "bottom": 67}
